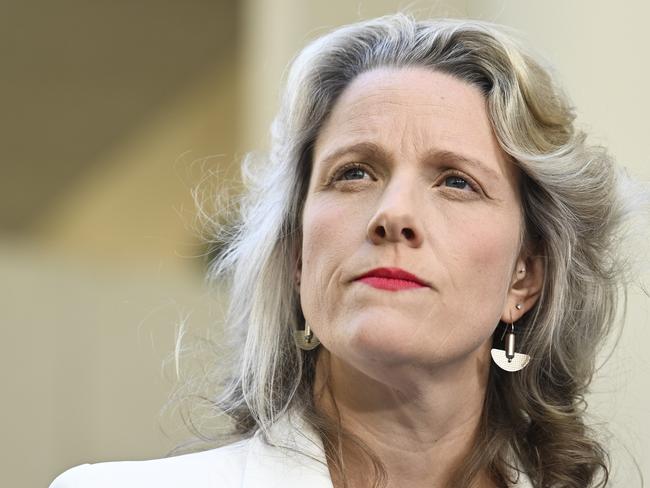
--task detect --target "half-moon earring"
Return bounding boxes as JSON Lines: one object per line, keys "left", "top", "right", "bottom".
{"left": 491, "top": 307, "right": 530, "bottom": 372}
{"left": 294, "top": 321, "right": 320, "bottom": 350}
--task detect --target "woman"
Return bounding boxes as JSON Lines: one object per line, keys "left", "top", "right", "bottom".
{"left": 51, "top": 13, "right": 647, "bottom": 488}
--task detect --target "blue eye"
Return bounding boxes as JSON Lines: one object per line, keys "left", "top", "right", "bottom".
{"left": 341, "top": 168, "right": 367, "bottom": 180}
{"left": 444, "top": 175, "right": 471, "bottom": 190}
{"left": 334, "top": 164, "right": 370, "bottom": 181}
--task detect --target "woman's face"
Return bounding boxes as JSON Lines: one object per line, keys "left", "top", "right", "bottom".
{"left": 299, "top": 67, "right": 526, "bottom": 378}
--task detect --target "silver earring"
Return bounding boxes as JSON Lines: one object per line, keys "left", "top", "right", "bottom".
{"left": 491, "top": 311, "right": 530, "bottom": 372}
{"left": 294, "top": 321, "right": 320, "bottom": 350}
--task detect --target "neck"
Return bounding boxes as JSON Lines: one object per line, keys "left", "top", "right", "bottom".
{"left": 313, "top": 345, "right": 494, "bottom": 488}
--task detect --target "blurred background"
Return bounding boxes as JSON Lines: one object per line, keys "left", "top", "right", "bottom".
{"left": 1, "top": 1, "right": 648, "bottom": 486}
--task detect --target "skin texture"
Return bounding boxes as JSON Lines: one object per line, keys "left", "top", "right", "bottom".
{"left": 298, "top": 67, "right": 544, "bottom": 487}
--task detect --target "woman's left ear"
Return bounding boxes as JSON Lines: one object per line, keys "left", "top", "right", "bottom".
{"left": 501, "top": 252, "right": 545, "bottom": 321}
{"left": 294, "top": 256, "right": 302, "bottom": 292}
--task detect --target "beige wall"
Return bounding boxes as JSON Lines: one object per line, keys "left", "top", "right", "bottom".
{"left": 2, "top": 66, "right": 238, "bottom": 486}
{"left": 2, "top": 1, "right": 648, "bottom": 486}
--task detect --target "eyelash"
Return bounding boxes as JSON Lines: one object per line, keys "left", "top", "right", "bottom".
{"left": 329, "top": 162, "right": 481, "bottom": 193}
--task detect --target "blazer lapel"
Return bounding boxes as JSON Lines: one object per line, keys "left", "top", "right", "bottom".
{"left": 242, "top": 412, "right": 334, "bottom": 488}
{"left": 240, "top": 412, "right": 532, "bottom": 487}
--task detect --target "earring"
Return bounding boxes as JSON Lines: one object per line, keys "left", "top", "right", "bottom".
{"left": 490, "top": 308, "right": 530, "bottom": 372}
{"left": 294, "top": 321, "right": 320, "bottom": 350}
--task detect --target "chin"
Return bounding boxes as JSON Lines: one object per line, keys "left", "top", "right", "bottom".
{"left": 332, "top": 321, "right": 489, "bottom": 373}
{"left": 336, "top": 317, "right": 429, "bottom": 366}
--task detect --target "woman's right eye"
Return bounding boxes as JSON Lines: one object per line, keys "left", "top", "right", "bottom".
{"left": 333, "top": 163, "right": 371, "bottom": 182}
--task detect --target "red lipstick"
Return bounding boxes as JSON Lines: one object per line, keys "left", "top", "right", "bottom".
{"left": 356, "top": 267, "right": 429, "bottom": 291}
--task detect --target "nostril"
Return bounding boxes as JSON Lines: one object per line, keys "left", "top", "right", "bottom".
{"left": 402, "top": 228, "right": 414, "bottom": 240}
{"left": 376, "top": 226, "right": 386, "bottom": 238}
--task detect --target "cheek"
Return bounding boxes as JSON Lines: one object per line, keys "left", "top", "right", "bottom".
{"left": 301, "top": 198, "right": 363, "bottom": 269}
{"left": 450, "top": 207, "right": 520, "bottom": 304}
{"left": 300, "top": 198, "right": 364, "bottom": 317}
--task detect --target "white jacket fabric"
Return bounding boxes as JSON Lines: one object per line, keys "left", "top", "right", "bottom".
{"left": 49, "top": 413, "right": 533, "bottom": 487}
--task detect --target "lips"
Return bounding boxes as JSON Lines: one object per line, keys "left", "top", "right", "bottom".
{"left": 355, "top": 267, "right": 430, "bottom": 290}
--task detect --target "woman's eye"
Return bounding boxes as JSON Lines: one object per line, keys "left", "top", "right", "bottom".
{"left": 443, "top": 174, "right": 474, "bottom": 191}
{"left": 444, "top": 174, "right": 478, "bottom": 193}
{"left": 335, "top": 165, "right": 370, "bottom": 181}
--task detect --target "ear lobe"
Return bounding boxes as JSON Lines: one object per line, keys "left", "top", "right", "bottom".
{"left": 292, "top": 236, "right": 303, "bottom": 293}
{"left": 501, "top": 253, "right": 545, "bottom": 322}
{"left": 294, "top": 257, "right": 302, "bottom": 289}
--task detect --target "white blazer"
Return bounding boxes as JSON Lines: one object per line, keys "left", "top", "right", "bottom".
{"left": 50, "top": 413, "right": 533, "bottom": 487}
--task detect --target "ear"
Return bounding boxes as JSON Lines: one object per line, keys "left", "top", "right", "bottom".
{"left": 295, "top": 257, "right": 302, "bottom": 282}
{"left": 293, "top": 248, "right": 302, "bottom": 294}
{"left": 500, "top": 250, "right": 544, "bottom": 323}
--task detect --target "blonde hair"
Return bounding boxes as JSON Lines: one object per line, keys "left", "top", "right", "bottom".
{"left": 178, "top": 13, "right": 649, "bottom": 488}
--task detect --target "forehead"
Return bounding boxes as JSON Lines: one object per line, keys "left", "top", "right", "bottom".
{"left": 325, "top": 66, "right": 487, "bottom": 124}
{"left": 313, "top": 66, "right": 514, "bottom": 183}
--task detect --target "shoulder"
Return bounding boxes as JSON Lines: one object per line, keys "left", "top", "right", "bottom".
{"left": 49, "top": 412, "right": 333, "bottom": 488}
{"left": 49, "top": 438, "right": 250, "bottom": 488}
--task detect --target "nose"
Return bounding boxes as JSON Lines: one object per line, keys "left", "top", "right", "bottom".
{"left": 366, "top": 183, "right": 424, "bottom": 248}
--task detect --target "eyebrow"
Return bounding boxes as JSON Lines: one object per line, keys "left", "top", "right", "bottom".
{"left": 317, "top": 141, "right": 502, "bottom": 183}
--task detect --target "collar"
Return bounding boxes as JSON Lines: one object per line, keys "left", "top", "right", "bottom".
{"left": 242, "top": 412, "right": 334, "bottom": 488}
{"left": 241, "top": 412, "right": 532, "bottom": 488}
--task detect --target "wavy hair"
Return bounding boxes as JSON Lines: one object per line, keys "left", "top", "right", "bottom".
{"left": 178, "top": 13, "right": 649, "bottom": 488}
